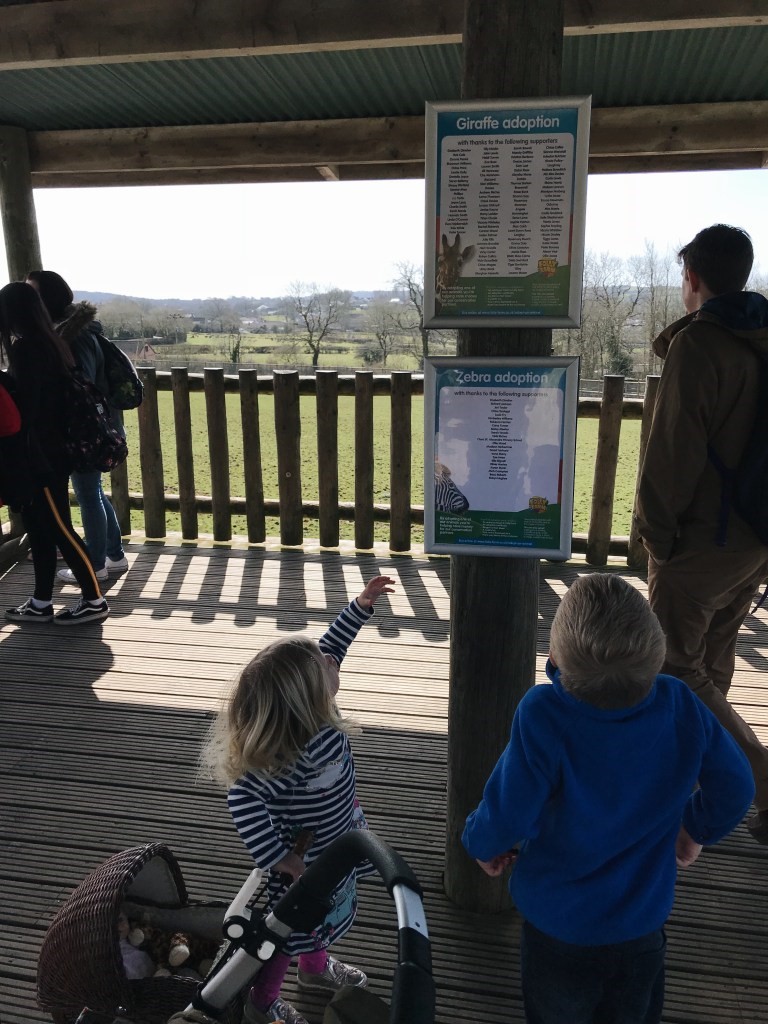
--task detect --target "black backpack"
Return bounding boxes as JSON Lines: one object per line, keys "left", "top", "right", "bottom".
{"left": 708, "top": 351, "right": 768, "bottom": 546}
{"left": 93, "top": 333, "right": 144, "bottom": 410}
{"left": 63, "top": 369, "right": 129, "bottom": 473}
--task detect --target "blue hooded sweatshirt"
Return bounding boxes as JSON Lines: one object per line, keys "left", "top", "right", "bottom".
{"left": 462, "top": 662, "right": 754, "bottom": 945}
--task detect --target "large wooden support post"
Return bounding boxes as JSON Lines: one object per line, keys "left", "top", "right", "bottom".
{"left": 0, "top": 126, "right": 42, "bottom": 280}
{"left": 444, "top": 0, "right": 565, "bottom": 912}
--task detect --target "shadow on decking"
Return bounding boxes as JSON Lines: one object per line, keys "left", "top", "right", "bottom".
{"left": 1, "top": 546, "right": 767, "bottom": 1024}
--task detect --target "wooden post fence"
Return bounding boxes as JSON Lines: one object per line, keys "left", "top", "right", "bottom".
{"left": 11, "top": 368, "right": 658, "bottom": 571}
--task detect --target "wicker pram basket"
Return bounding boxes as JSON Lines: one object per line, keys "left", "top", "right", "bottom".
{"left": 37, "top": 843, "right": 242, "bottom": 1024}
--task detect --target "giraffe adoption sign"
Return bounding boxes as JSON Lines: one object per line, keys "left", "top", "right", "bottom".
{"left": 424, "top": 356, "right": 580, "bottom": 559}
{"left": 423, "top": 96, "right": 591, "bottom": 328}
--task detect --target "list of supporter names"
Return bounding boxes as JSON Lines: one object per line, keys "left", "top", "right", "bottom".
{"left": 440, "top": 134, "right": 573, "bottom": 278}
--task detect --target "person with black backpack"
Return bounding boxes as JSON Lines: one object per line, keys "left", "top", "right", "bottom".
{"left": 634, "top": 224, "right": 768, "bottom": 844}
{"left": 0, "top": 282, "right": 109, "bottom": 624}
{"left": 26, "top": 270, "right": 133, "bottom": 584}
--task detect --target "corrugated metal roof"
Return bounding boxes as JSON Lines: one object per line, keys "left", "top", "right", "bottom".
{"left": 564, "top": 27, "right": 768, "bottom": 105}
{"left": 0, "top": 27, "right": 765, "bottom": 132}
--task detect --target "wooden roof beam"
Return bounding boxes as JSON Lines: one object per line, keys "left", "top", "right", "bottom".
{"left": 26, "top": 102, "right": 768, "bottom": 185}
{"left": 0, "top": 1, "right": 764, "bottom": 70}
{"left": 27, "top": 117, "right": 427, "bottom": 175}
{"left": 30, "top": 164, "right": 427, "bottom": 188}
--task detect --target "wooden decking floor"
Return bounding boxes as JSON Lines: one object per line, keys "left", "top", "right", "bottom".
{"left": 2, "top": 545, "right": 768, "bottom": 1024}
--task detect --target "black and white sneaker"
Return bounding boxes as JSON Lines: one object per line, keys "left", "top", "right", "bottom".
{"left": 54, "top": 598, "right": 109, "bottom": 626}
{"left": 5, "top": 599, "right": 54, "bottom": 623}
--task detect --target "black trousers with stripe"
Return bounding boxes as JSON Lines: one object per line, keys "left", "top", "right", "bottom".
{"left": 22, "top": 472, "right": 102, "bottom": 603}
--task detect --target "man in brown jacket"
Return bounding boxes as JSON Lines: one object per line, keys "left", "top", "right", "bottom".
{"left": 635, "top": 224, "right": 768, "bottom": 844}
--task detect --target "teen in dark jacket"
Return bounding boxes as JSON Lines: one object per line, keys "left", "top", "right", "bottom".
{"left": 27, "top": 270, "right": 128, "bottom": 583}
{"left": 0, "top": 282, "right": 109, "bottom": 625}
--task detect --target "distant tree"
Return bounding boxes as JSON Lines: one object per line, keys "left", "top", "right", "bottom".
{"left": 555, "top": 252, "right": 641, "bottom": 377}
{"left": 392, "top": 261, "right": 457, "bottom": 368}
{"left": 98, "top": 297, "right": 145, "bottom": 339}
{"left": 554, "top": 244, "right": 687, "bottom": 379}
{"left": 392, "top": 262, "right": 431, "bottom": 368}
{"left": 226, "top": 330, "right": 242, "bottom": 366}
{"left": 364, "top": 300, "right": 401, "bottom": 366}
{"left": 202, "top": 297, "right": 240, "bottom": 334}
{"left": 627, "top": 242, "right": 684, "bottom": 376}
{"left": 288, "top": 282, "right": 351, "bottom": 367}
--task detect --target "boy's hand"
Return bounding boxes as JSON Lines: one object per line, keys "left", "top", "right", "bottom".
{"left": 675, "top": 825, "right": 703, "bottom": 868}
{"left": 357, "top": 575, "right": 395, "bottom": 610}
{"left": 475, "top": 850, "right": 518, "bottom": 877}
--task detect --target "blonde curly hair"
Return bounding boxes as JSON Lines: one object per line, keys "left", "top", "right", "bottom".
{"left": 201, "top": 636, "right": 353, "bottom": 785}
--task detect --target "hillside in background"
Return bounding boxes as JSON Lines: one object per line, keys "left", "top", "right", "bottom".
{"left": 73, "top": 290, "right": 380, "bottom": 311}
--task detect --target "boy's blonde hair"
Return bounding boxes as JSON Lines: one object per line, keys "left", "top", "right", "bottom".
{"left": 202, "top": 636, "right": 352, "bottom": 785}
{"left": 549, "top": 574, "right": 666, "bottom": 710}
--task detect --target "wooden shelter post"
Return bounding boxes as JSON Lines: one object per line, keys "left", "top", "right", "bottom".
{"left": 444, "top": 0, "right": 565, "bottom": 911}
{"left": 0, "top": 126, "right": 42, "bottom": 281}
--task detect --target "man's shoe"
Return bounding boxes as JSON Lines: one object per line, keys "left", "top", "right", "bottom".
{"left": 58, "top": 566, "right": 108, "bottom": 584}
{"left": 54, "top": 598, "right": 109, "bottom": 626}
{"left": 105, "top": 555, "right": 129, "bottom": 572}
{"left": 746, "top": 809, "right": 768, "bottom": 844}
{"left": 297, "top": 955, "right": 367, "bottom": 993}
{"left": 243, "top": 996, "right": 308, "bottom": 1024}
{"left": 5, "top": 599, "right": 54, "bottom": 623}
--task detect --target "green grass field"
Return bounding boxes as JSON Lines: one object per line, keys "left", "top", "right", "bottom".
{"left": 154, "top": 332, "right": 424, "bottom": 371}
{"left": 118, "top": 395, "right": 642, "bottom": 544}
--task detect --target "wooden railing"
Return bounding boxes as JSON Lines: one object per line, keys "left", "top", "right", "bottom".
{"left": 0, "top": 369, "right": 661, "bottom": 567}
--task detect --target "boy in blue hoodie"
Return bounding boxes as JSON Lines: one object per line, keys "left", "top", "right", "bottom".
{"left": 462, "top": 573, "right": 754, "bottom": 1024}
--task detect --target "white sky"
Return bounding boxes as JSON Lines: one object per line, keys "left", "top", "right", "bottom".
{"left": 2, "top": 168, "right": 766, "bottom": 300}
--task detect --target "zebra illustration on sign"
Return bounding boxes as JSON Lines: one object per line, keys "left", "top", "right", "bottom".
{"left": 435, "top": 233, "right": 476, "bottom": 312}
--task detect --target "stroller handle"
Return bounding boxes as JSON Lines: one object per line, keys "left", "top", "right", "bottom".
{"left": 187, "top": 830, "right": 434, "bottom": 1024}
{"left": 273, "top": 828, "right": 422, "bottom": 925}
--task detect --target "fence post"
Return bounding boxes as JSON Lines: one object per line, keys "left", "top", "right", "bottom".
{"left": 586, "top": 375, "right": 625, "bottom": 566}
{"left": 109, "top": 460, "right": 130, "bottom": 537}
{"left": 239, "top": 369, "right": 266, "bottom": 544}
{"left": 137, "top": 367, "right": 166, "bottom": 539}
{"left": 390, "top": 372, "right": 412, "bottom": 552}
{"left": 171, "top": 366, "right": 198, "bottom": 541}
{"left": 316, "top": 370, "right": 340, "bottom": 548}
{"left": 355, "top": 371, "right": 375, "bottom": 550}
{"left": 204, "top": 367, "right": 231, "bottom": 543}
{"left": 274, "top": 371, "right": 303, "bottom": 546}
{"left": 627, "top": 374, "right": 661, "bottom": 567}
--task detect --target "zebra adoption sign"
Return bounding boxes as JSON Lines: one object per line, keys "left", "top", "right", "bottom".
{"left": 423, "top": 96, "right": 591, "bottom": 328}
{"left": 424, "top": 356, "right": 579, "bottom": 559}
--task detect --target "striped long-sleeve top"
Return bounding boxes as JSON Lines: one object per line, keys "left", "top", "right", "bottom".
{"left": 227, "top": 598, "right": 373, "bottom": 953}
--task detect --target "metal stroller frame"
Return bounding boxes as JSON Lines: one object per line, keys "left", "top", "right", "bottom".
{"left": 174, "top": 830, "right": 435, "bottom": 1024}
